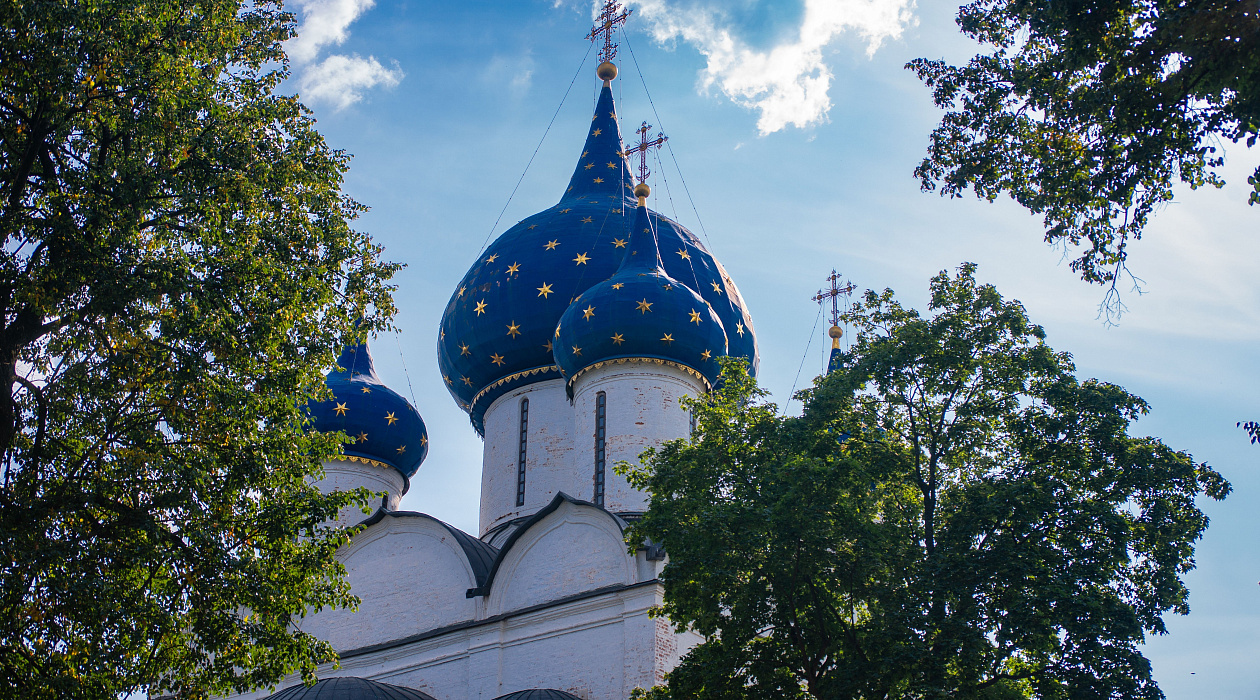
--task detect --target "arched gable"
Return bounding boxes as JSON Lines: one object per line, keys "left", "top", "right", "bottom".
{"left": 303, "top": 511, "right": 495, "bottom": 651}
{"left": 476, "top": 493, "right": 634, "bottom": 616}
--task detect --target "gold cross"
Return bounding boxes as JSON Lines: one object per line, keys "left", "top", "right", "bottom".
{"left": 586, "top": 0, "right": 632, "bottom": 64}
{"left": 620, "top": 122, "right": 668, "bottom": 186}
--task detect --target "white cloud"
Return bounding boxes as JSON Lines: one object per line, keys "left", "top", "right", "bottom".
{"left": 298, "top": 54, "right": 403, "bottom": 110}
{"left": 285, "top": 0, "right": 402, "bottom": 109}
{"left": 631, "top": 0, "right": 916, "bottom": 134}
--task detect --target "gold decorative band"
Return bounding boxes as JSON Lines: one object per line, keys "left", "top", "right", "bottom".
{"left": 469, "top": 364, "right": 562, "bottom": 414}
{"left": 566, "top": 357, "right": 711, "bottom": 392}
{"left": 331, "top": 454, "right": 394, "bottom": 470}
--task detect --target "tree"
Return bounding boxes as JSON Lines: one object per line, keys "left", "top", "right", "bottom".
{"left": 1239, "top": 421, "right": 1260, "bottom": 444}
{"left": 0, "top": 0, "right": 399, "bottom": 697}
{"left": 623, "top": 265, "right": 1230, "bottom": 700}
{"left": 909, "top": 0, "right": 1259, "bottom": 312}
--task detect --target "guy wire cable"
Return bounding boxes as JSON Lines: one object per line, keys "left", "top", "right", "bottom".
{"left": 783, "top": 302, "right": 824, "bottom": 417}
{"left": 622, "top": 30, "right": 716, "bottom": 255}
{"left": 395, "top": 331, "right": 419, "bottom": 409}
{"left": 477, "top": 41, "right": 595, "bottom": 257}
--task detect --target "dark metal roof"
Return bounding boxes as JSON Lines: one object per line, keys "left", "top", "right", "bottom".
{"left": 263, "top": 677, "right": 437, "bottom": 700}
{"left": 491, "top": 690, "right": 584, "bottom": 700}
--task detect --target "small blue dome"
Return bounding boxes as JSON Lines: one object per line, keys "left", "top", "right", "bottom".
{"left": 308, "top": 342, "right": 428, "bottom": 478}
{"left": 554, "top": 203, "right": 728, "bottom": 388}
{"left": 438, "top": 84, "right": 757, "bottom": 434}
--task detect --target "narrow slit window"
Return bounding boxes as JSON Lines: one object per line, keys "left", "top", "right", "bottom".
{"left": 594, "top": 391, "right": 607, "bottom": 507}
{"left": 516, "top": 398, "right": 529, "bottom": 507}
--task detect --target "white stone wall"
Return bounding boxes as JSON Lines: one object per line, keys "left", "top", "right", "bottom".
{"left": 479, "top": 379, "right": 574, "bottom": 536}
{"left": 570, "top": 362, "right": 703, "bottom": 513}
{"left": 315, "top": 459, "right": 407, "bottom": 527}
{"left": 299, "top": 515, "right": 480, "bottom": 652}
{"left": 291, "top": 582, "right": 676, "bottom": 700}
{"left": 483, "top": 499, "right": 633, "bottom": 616}
{"left": 228, "top": 499, "right": 699, "bottom": 700}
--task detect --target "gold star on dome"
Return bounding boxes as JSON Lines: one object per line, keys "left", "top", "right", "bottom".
{"left": 581, "top": 216, "right": 593, "bottom": 224}
{"left": 572, "top": 346, "right": 582, "bottom": 356}
{"left": 592, "top": 177, "right": 604, "bottom": 184}
{"left": 458, "top": 285, "right": 466, "bottom": 297}
{"left": 643, "top": 227, "right": 651, "bottom": 233}
{"left": 661, "top": 333, "right": 674, "bottom": 345}
{"left": 537, "top": 283, "right": 554, "bottom": 298}
{"left": 560, "top": 208, "right": 572, "bottom": 214}
{"left": 360, "top": 386, "right": 371, "bottom": 394}
{"left": 486, "top": 254, "right": 498, "bottom": 263}
{"left": 676, "top": 249, "right": 691, "bottom": 260}
{"left": 506, "top": 321, "right": 522, "bottom": 338}
{"left": 592, "top": 128, "right": 602, "bottom": 137}
{"left": 612, "top": 238, "right": 627, "bottom": 248}
{"left": 462, "top": 376, "right": 473, "bottom": 386}
{"left": 582, "top": 150, "right": 588, "bottom": 158}
{"left": 688, "top": 309, "right": 702, "bottom": 325}
{"left": 584, "top": 163, "right": 595, "bottom": 170}
{"left": 357, "top": 431, "right": 369, "bottom": 442}
{"left": 459, "top": 343, "right": 470, "bottom": 356}
{"left": 662, "top": 284, "right": 673, "bottom": 291}
{"left": 555, "top": 326, "right": 561, "bottom": 338}
{"left": 583, "top": 305, "right": 596, "bottom": 320}
{"left": 440, "top": 329, "right": 445, "bottom": 340}
{"left": 711, "top": 282, "right": 722, "bottom": 294}
{"left": 506, "top": 262, "right": 520, "bottom": 274}
{"left": 611, "top": 208, "right": 622, "bottom": 214}
{"left": 543, "top": 340, "right": 553, "bottom": 352}
{"left": 544, "top": 239, "right": 560, "bottom": 250}
{"left": 333, "top": 402, "right": 348, "bottom": 416}
{"left": 611, "top": 332, "right": 625, "bottom": 345}
{"left": 609, "top": 112, "right": 616, "bottom": 119}
{"left": 420, "top": 436, "right": 428, "bottom": 447}
{"left": 574, "top": 253, "right": 590, "bottom": 265}
{"left": 385, "top": 412, "right": 398, "bottom": 425}
{"left": 490, "top": 353, "right": 505, "bottom": 366}
{"left": 474, "top": 300, "right": 487, "bottom": 315}
{"left": 636, "top": 299, "right": 653, "bottom": 314}
{"left": 607, "top": 162, "right": 617, "bottom": 169}
{"left": 396, "top": 445, "right": 407, "bottom": 454}
{"left": 736, "top": 322, "right": 745, "bottom": 336}
{"left": 611, "top": 282, "right": 624, "bottom": 290}
{"left": 528, "top": 224, "right": 537, "bottom": 229}
{"left": 443, "top": 374, "right": 452, "bottom": 385}
{"left": 701, "top": 349, "right": 712, "bottom": 360}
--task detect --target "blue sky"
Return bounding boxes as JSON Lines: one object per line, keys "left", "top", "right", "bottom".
{"left": 282, "top": 1, "right": 1259, "bottom": 696}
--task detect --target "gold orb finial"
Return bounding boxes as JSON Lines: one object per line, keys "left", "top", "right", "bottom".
{"left": 633, "top": 182, "right": 650, "bottom": 206}
{"left": 828, "top": 324, "right": 842, "bottom": 349}
{"left": 597, "top": 61, "right": 618, "bottom": 83}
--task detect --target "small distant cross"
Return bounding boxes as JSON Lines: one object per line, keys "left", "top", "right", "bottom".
{"left": 586, "top": 0, "right": 632, "bottom": 64}
{"left": 621, "top": 121, "right": 668, "bottom": 185}
{"left": 812, "top": 269, "right": 856, "bottom": 327}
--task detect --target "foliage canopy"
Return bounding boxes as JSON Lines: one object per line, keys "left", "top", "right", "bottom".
{"left": 910, "top": 0, "right": 1259, "bottom": 307}
{"left": 0, "top": 0, "right": 398, "bottom": 697}
{"left": 624, "top": 265, "right": 1229, "bottom": 700}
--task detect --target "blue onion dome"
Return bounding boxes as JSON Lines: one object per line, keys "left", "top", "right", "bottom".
{"left": 553, "top": 199, "right": 728, "bottom": 390}
{"left": 437, "top": 82, "right": 758, "bottom": 435}
{"left": 307, "top": 341, "right": 429, "bottom": 479}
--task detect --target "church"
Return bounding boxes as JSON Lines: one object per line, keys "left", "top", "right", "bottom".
{"left": 238, "top": 5, "right": 764, "bottom": 699}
